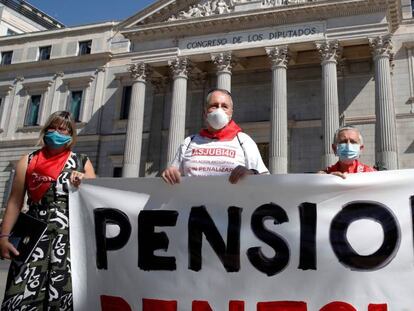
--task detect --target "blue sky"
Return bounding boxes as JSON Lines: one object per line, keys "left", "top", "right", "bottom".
{"left": 27, "top": 0, "right": 156, "bottom": 27}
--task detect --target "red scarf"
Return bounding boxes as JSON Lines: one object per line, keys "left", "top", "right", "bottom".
{"left": 199, "top": 120, "right": 242, "bottom": 141}
{"left": 26, "top": 148, "right": 71, "bottom": 203}
{"left": 325, "top": 160, "right": 376, "bottom": 174}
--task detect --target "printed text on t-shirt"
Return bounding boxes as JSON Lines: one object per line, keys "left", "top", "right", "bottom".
{"left": 192, "top": 148, "right": 236, "bottom": 158}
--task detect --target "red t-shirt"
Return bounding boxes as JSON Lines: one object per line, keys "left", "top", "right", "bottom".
{"left": 324, "top": 160, "right": 376, "bottom": 174}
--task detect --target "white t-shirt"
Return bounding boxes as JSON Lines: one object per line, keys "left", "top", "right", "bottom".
{"left": 171, "top": 132, "right": 269, "bottom": 176}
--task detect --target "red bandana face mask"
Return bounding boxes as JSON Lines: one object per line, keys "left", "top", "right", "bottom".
{"left": 26, "top": 148, "right": 71, "bottom": 203}
{"left": 199, "top": 120, "right": 242, "bottom": 141}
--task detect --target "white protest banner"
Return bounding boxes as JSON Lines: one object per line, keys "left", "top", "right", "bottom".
{"left": 70, "top": 170, "right": 414, "bottom": 311}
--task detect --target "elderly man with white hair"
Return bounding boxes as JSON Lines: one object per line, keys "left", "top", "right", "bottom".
{"left": 319, "top": 125, "right": 376, "bottom": 179}
{"left": 162, "top": 88, "right": 269, "bottom": 185}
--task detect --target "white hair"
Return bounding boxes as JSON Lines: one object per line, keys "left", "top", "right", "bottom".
{"left": 205, "top": 89, "right": 233, "bottom": 108}
{"left": 333, "top": 126, "right": 364, "bottom": 145}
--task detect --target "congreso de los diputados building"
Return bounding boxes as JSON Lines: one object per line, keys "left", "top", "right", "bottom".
{"left": 0, "top": 0, "right": 413, "bottom": 209}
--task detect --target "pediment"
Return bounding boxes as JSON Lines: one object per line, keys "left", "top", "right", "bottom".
{"left": 118, "top": 0, "right": 312, "bottom": 29}
{"left": 117, "top": 0, "right": 401, "bottom": 42}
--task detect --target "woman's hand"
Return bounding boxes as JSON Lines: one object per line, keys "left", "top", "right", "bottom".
{"left": 0, "top": 238, "right": 19, "bottom": 260}
{"left": 70, "top": 171, "right": 85, "bottom": 187}
{"left": 70, "top": 159, "right": 96, "bottom": 187}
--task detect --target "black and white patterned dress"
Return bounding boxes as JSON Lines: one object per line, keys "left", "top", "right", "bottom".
{"left": 2, "top": 150, "right": 87, "bottom": 311}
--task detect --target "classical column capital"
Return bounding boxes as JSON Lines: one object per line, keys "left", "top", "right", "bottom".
{"left": 369, "top": 35, "right": 394, "bottom": 60}
{"left": 211, "top": 52, "right": 235, "bottom": 74}
{"left": 14, "top": 76, "right": 24, "bottom": 84}
{"left": 315, "top": 40, "right": 342, "bottom": 64}
{"left": 265, "top": 46, "right": 289, "bottom": 69}
{"left": 168, "top": 57, "right": 190, "bottom": 79}
{"left": 128, "top": 62, "right": 151, "bottom": 82}
{"left": 54, "top": 71, "right": 64, "bottom": 79}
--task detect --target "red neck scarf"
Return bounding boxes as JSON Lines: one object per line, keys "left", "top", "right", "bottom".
{"left": 26, "top": 148, "right": 71, "bottom": 203}
{"left": 199, "top": 120, "right": 242, "bottom": 141}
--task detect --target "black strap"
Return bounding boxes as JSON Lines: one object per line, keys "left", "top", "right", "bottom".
{"left": 185, "top": 135, "right": 196, "bottom": 152}
{"left": 236, "top": 133, "right": 248, "bottom": 167}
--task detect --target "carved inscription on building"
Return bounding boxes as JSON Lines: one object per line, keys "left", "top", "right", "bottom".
{"left": 180, "top": 22, "right": 325, "bottom": 51}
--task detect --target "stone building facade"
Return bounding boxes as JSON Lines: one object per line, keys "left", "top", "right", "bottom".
{"left": 0, "top": 0, "right": 413, "bottom": 209}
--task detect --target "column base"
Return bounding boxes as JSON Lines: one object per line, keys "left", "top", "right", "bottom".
{"left": 270, "top": 157, "right": 288, "bottom": 174}
{"left": 376, "top": 151, "right": 398, "bottom": 170}
{"left": 122, "top": 163, "right": 140, "bottom": 177}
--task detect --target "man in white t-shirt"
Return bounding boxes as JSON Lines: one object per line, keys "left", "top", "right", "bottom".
{"left": 161, "top": 89, "right": 269, "bottom": 185}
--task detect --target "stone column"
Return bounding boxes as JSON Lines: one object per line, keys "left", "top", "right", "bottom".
{"left": 369, "top": 35, "right": 398, "bottom": 170}
{"left": 146, "top": 77, "right": 168, "bottom": 175}
{"left": 316, "top": 40, "right": 342, "bottom": 168}
{"left": 92, "top": 67, "right": 106, "bottom": 115}
{"left": 166, "top": 57, "right": 190, "bottom": 165}
{"left": 266, "top": 46, "right": 289, "bottom": 174}
{"left": 122, "top": 63, "right": 149, "bottom": 177}
{"left": 6, "top": 76, "right": 24, "bottom": 137}
{"left": 50, "top": 71, "right": 64, "bottom": 114}
{"left": 211, "top": 52, "right": 233, "bottom": 92}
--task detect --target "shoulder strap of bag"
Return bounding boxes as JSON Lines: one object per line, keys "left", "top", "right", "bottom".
{"left": 236, "top": 133, "right": 248, "bottom": 166}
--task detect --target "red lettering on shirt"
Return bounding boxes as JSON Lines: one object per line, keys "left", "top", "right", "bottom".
{"left": 192, "top": 148, "right": 236, "bottom": 158}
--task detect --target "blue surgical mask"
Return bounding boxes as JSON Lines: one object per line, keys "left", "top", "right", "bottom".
{"left": 336, "top": 143, "right": 360, "bottom": 160}
{"left": 44, "top": 131, "right": 72, "bottom": 149}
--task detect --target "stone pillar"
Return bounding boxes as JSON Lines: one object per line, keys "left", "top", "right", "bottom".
{"left": 92, "top": 67, "right": 106, "bottom": 115}
{"left": 122, "top": 63, "right": 149, "bottom": 177}
{"left": 50, "top": 71, "right": 64, "bottom": 114}
{"left": 146, "top": 77, "right": 168, "bottom": 175}
{"left": 266, "top": 46, "right": 289, "bottom": 174}
{"left": 316, "top": 40, "right": 342, "bottom": 168}
{"left": 166, "top": 57, "right": 190, "bottom": 165}
{"left": 369, "top": 35, "right": 398, "bottom": 170}
{"left": 6, "top": 76, "right": 24, "bottom": 137}
{"left": 211, "top": 52, "right": 233, "bottom": 92}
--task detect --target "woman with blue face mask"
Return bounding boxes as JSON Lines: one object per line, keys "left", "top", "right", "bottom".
{"left": 0, "top": 111, "right": 96, "bottom": 310}
{"left": 318, "top": 126, "right": 376, "bottom": 179}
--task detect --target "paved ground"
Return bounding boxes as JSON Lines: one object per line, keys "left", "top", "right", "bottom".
{"left": 0, "top": 260, "right": 10, "bottom": 303}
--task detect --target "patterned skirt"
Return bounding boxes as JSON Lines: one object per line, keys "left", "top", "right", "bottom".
{"left": 1, "top": 200, "right": 73, "bottom": 311}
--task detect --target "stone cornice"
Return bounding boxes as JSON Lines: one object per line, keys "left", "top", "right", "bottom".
{"left": 0, "top": 52, "right": 113, "bottom": 74}
{"left": 62, "top": 75, "right": 95, "bottom": 85}
{"left": 0, "top": 22, "right": 116, "bottom": 45}
{"left": 121, "top": 0, "right": 399, "bottom": 41}
{"left": 21, "top": 80, "right": 54, "bottom": 91}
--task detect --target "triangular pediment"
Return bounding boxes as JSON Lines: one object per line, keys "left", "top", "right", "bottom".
{"left": 118, "top": 0, "right": 305, "bottom": 29}
{"left": 117, "top": 0, "right": 401, "bottom": 41}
